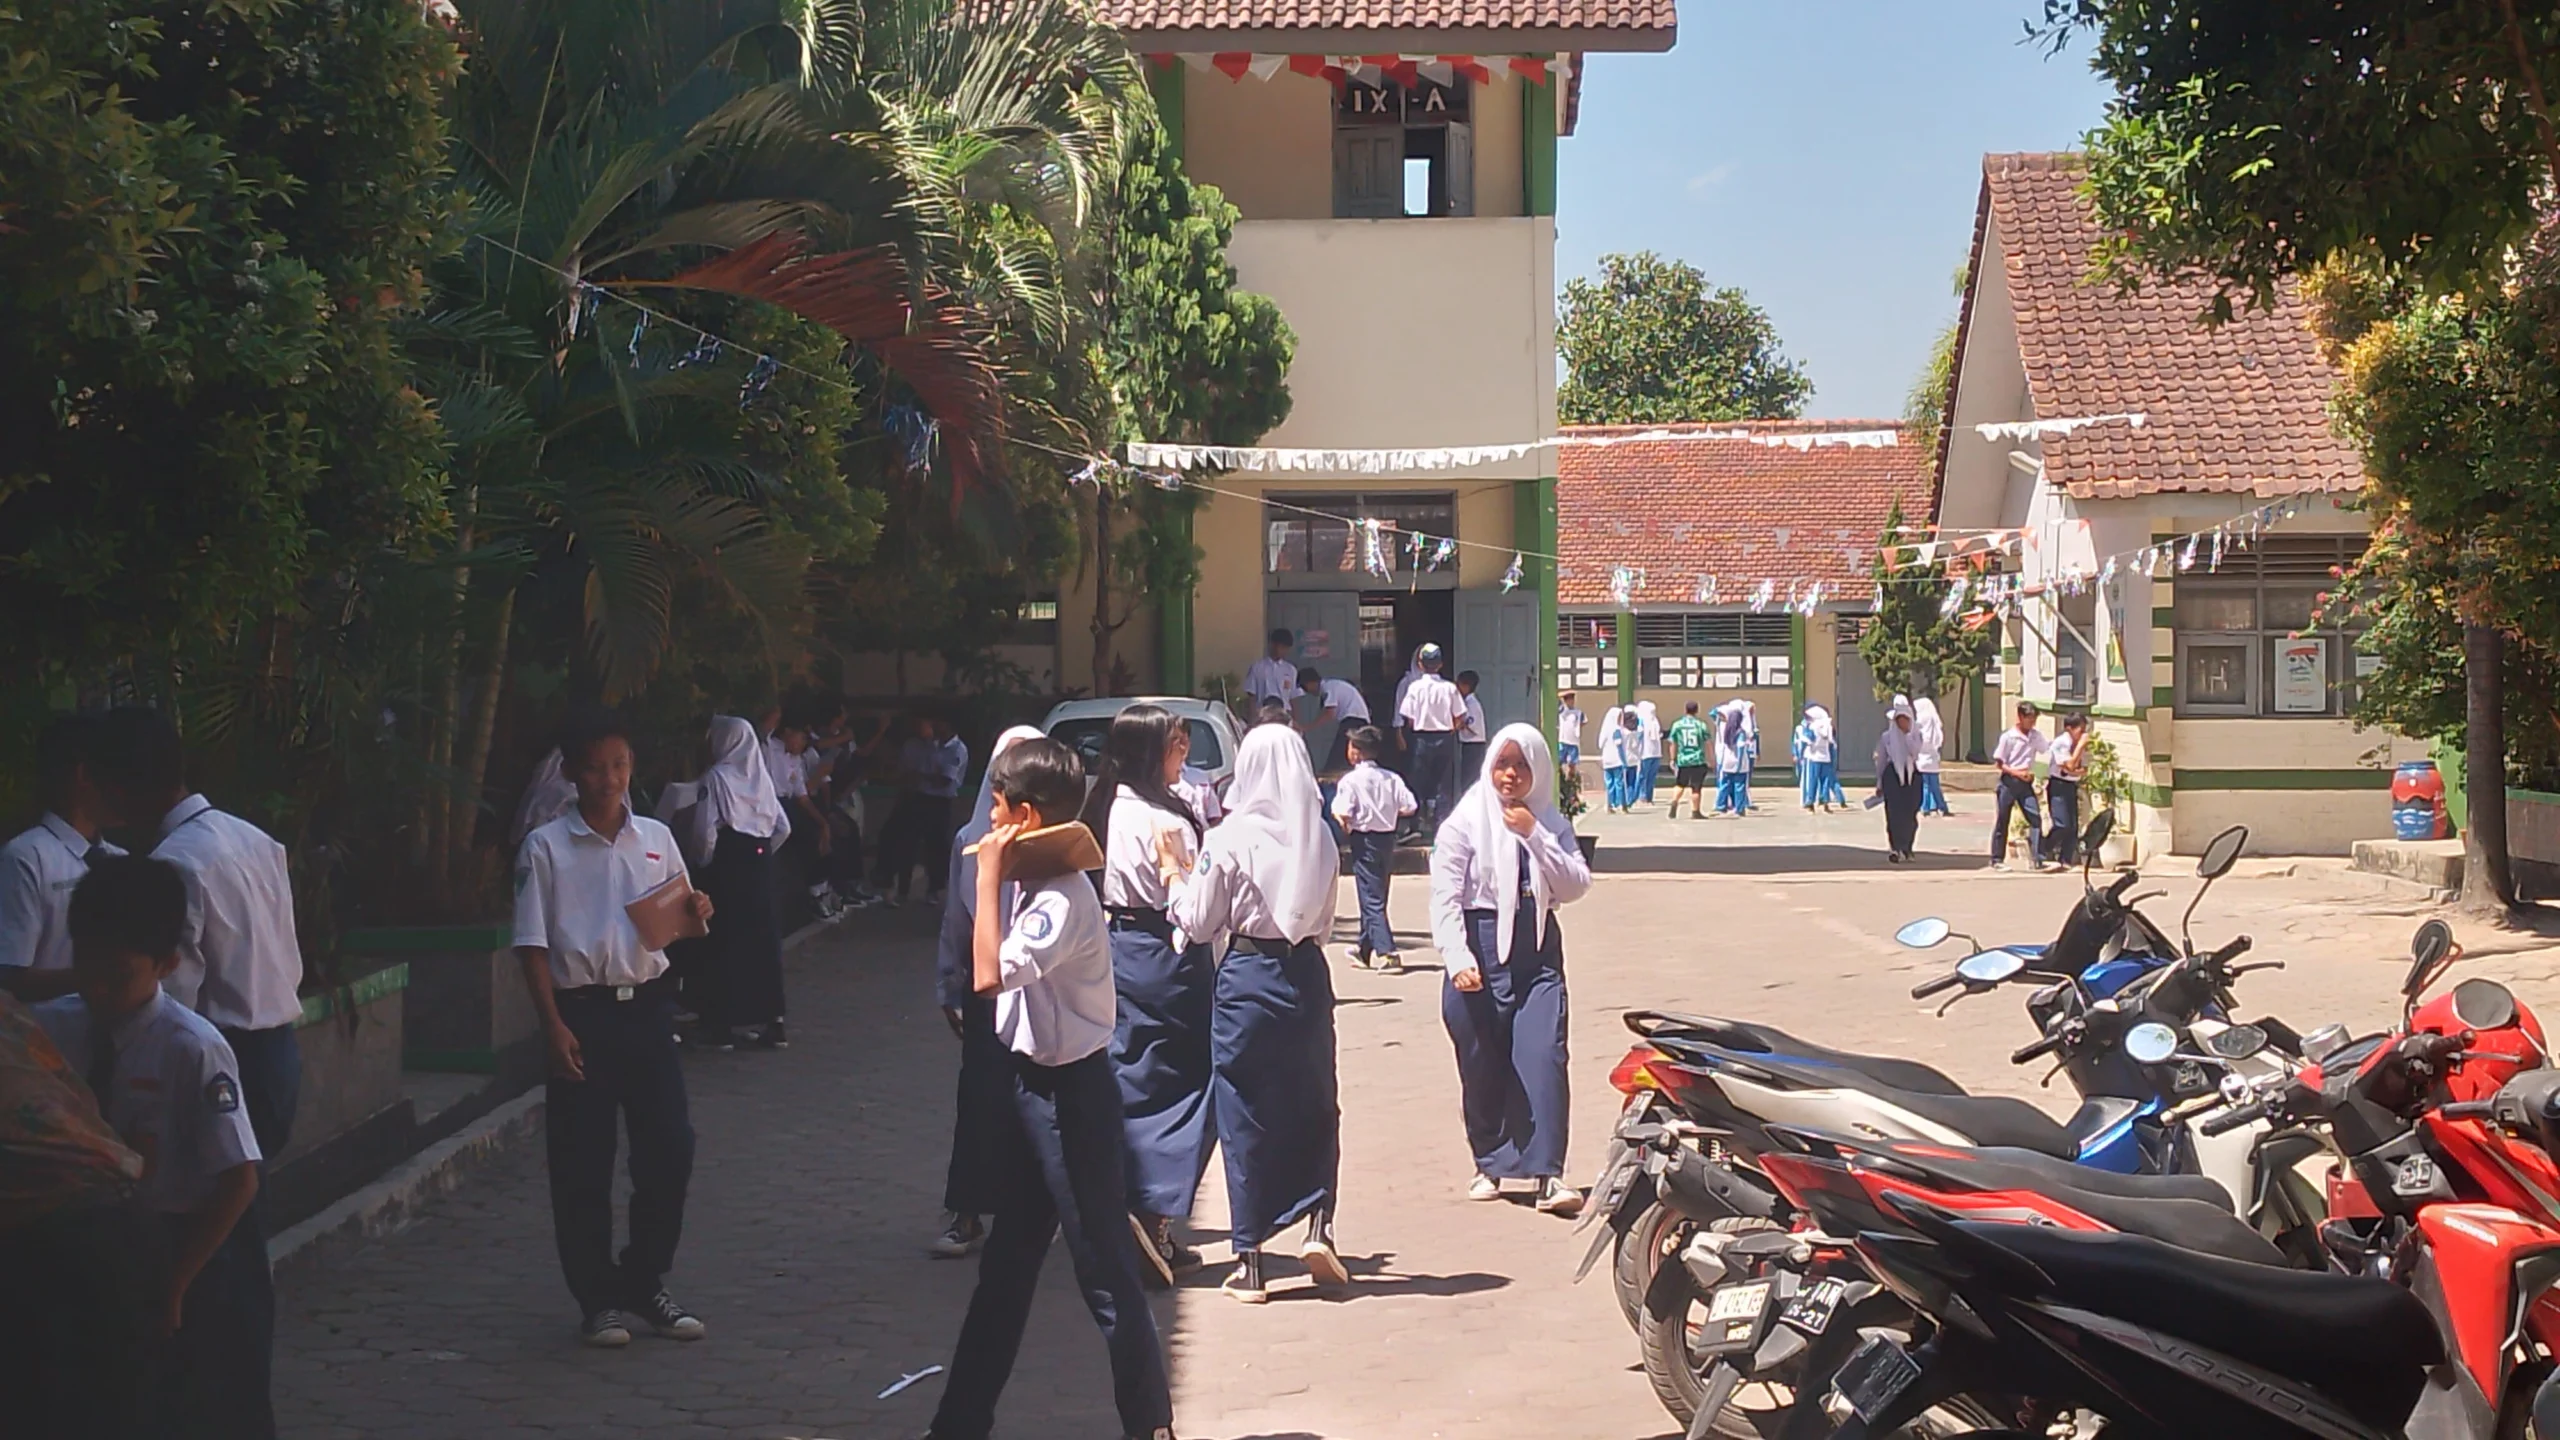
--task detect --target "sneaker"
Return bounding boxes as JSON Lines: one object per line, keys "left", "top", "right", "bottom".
{"left": 695, "top": 1025, "right": 739, "bottom": 1052}
{"left": 1128, "top": 1212, "right": 1175, "bottom": 1289}
{"left": 1467, "top": 1173, "right": 1500, "bottom": 1202}
{"left": 1990, "top": 861, "right": 2010, "bottom": 873}
{"left": 754, "top": 1022, "right": 788, "bottom": 1050}
{"left": 580, "top": 1308, "right": 634, "bottom": 1347}
{"left": 636, "top": 1289, "right": 705, "bottom": 1341}
{"left": 1223, "top": 1249, "right": 1267, "bottom": 1305}
{"left": 1535, "top": 1179, "right": 1585, "bottom": 1217}
{"left": 1886, "top": 851, "right": 1904, "bottom": 865}
{"left": 1378, "top": 953, "right": 1403, "bottom": 974}
{"left": 1301, "top": 1218, "right": 1350, "bottom": 1289}
{"left": 1350, "top": 948, "right": 1373, "bottom": 970}
{"left": 928, "top": 1213, "right": 985, "bottom": 1259}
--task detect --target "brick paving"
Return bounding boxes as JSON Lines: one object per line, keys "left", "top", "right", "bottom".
{"left": 276, "top": 804, "right": 2560, "bottom": 1439}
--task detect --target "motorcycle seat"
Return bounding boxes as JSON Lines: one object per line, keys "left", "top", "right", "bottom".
{"left": 1944, "top": 1221, "right": 2439, "bottom": 1433}
{"left": 1870, "top": 1141, "right": 2236, "bottom": 1211}
{"left": 1638, "top": 1016, "right": 1967, "bottom": 1096}
{"left": 1853, "top": 1085, "right": 2078, "bottom": 1158}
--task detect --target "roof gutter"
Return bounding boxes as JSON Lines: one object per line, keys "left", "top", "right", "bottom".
{"left": 1116, "top": 25, "right": 1674, "bottom": 52}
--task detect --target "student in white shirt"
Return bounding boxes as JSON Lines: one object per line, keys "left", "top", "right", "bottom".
{"left": 2046, "top": 711, "right": 2093, "bottom": 866}
{"left": 513, "top": 712, "right": 715, "bottom": 1348}
{"left": 1454, "top": 670, "right": 1491, "bottom": 784}
{"left": 1165, "top": 726, "right": 1346, "bottom": 1305}
{"left": 1597, "top": 705, "right": 1634, "bottom": 813}
{"left": 1396, "top": 643, "right": 1463, "bottom": 830}
{"left": 1430, "top": 724, "right": 1591, "bottom": 1216}
{"left": 1913, "top": 696, "right": 1955, "bottom": 815}
{"left": 1294, "top": 665, "right": 1371, "bottom": 773}
{"left": 91, "top": 707, "right": 304, "bottom": 1163}
{"left": 41, "top": 855, "right": 267, "bottom": 1435}
{"left": 1634, "top": 700, "right": 1665, "bottom": 806}
{"left": 1329, "top": 726, "right": 1417, "bottom": 971}
{"left": 1990, "top": 700, "right": 2049, "bottom": 870}
{"left": 1242, "top": 628, "right": 1299, "bottom": 708}
{"left": 1556, "top": 690, "right": 1586, "bottom": 768}
{"left": 1076, "top": 705, "right": 1215, "bottom": 1288}
{"left": 933, "top": 738, "right": 1174, "bottom": 1440}
{"left": 0, "top": 713, "right": 125, "bottom": 999}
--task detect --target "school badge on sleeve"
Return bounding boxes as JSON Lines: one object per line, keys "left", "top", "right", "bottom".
{"left": 207, "top": 1074, "right": 242, "bottom": 1114}
{"left": 1021, "top": 907, "right": 1056, "bottom": 942}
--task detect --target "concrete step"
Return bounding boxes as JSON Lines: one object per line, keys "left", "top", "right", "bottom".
{"left": 2352, "top": 837, "right": 2463, "bottom": 893}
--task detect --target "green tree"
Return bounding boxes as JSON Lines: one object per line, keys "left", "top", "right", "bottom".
{"left": 1860, "top": 500, "right": 1994, "bottom": 711}
{"left": 2045, "top": 0, "right": 2560, "bottom": 911}
{"left": 1903, "top": 262, "right": 1970, "bottom": 457}
{"left": 1084, "top": 114, "right": 1294, "bottom": 688}
{"left": 1558, "top": 251, "right": 1810, "bottom": 425}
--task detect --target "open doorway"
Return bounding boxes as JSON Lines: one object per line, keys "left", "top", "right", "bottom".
{"left": 1357, "top": 590, "right": 1454, "bottom": 722}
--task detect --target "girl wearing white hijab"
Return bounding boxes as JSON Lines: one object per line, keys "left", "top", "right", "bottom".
{"left": 1875, "top": 695, "right": 1925, "bottom": 863}
{"left": 1432, "top": 724, "right": 1591, "bottom": 1214}
{"left": 1166, "top": 725, "right": 1344, "bottom": 1303}
{"left": 1792, "top": 705, "right": 1843, "bottom": 812}
{"left": 1633, "top": 700, "right": 1665, "bottom": 804}
{"left": 1713, "top": 699, "right": 1760, "bottom": 815}
{"left": 927, "top": 724, "right": 1047, "bottom": 1261}
{"left": 671, "top": 716, "right": 791, "bottom": 1050}
{"left": 1596, "top": 705, "right": 1632, "bottom": 813}
{"left": 1913, "top": 695, "right": 1954, "bottom": 816}
{"left": 510, "top": 747, "right": 579, "bottom": 848}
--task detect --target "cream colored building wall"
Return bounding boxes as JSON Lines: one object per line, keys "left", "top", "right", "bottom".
{"left": 1056, "top": 543, "right": 1160, "bottom": 697}
{"left": 1182, "top": 69, "right": 1334, "bottom": 220}
{"left": 1182, "top": 71, "right": 1531, "bottom": 221}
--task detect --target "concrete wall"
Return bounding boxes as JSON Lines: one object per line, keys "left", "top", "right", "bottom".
{"left": 1182, "top": 70, "right": 1532, "bottom": 221}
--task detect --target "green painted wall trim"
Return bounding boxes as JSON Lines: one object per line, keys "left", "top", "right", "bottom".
{"left": 2126, "top": 779, "right": 2175, "bottom": 807}
{"left": 1160, "top": 506, "right": 1196, "bottom": 694}
{"left": 342, "top": 924, "right": 511, "bottom": 953}
{"left": 2152, "top": 685, "right": 2175, "bottom": 709}
{"left": 2172, "top": 768, "right": 2394, "bottom": 792}
{"left": 2515, "top": 788, "right": 2560, "bottom": 804}
{"left": 1149, "top": 62, "right": 1185, "bottom": 159}
{"left": 1788, "top": 613, "right": 1808, "bottom": 717}
{"left": 1519, "top": 479, "right": 1560, "bottom": 739}
{"left": 1522, "top": 62, "right": 1557, "bottom": 217}
{"left": 2092, "top": 703, "right": 2145, "bottom": 720}
{"left": 2000, "top": 647, "right": 2021, "bottom": 665}
{"left": 1967, "top": 671, "right": 1988, "bottom": 761}
{"left": 1615, "top": 605, "right": 1638, "bottom": 705}
{"left": 299, "top": 961, "right": 409, "bottom": 1029}
{"left": 2150, "top": 607, "right": 2176, "bottom": 629}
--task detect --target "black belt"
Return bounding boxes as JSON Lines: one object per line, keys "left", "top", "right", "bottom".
{"left": 1234, "top": 934, "right": 1299, "bottom": 959}
{"left": 556, "top": 979, "right": 665, "bottom": 1002}
{"left": 1106, "top": 906, "right": 1176, "bottom": 939}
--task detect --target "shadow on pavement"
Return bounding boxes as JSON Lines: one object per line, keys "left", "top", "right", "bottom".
{"left": 1593, "top": 844, "right": 1985, "bottom": 876}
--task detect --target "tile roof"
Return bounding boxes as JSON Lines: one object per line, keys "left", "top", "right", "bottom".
{"left": 1959, "top": 153, "right": 2362, "bottom": 501}
{"left": 1556, "top": 420, "right": 1931, "bottom": 607}
{"left": 1098, "top": 0, "right": 1674, "bottom": 49}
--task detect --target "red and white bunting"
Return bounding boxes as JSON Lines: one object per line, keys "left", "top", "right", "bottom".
{"left": 1156, "top": 52, "right": 1571, "bottom": 86}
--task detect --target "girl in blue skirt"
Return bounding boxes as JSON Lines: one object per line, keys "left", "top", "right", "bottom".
{"left": 1166, "top": 725, "right": 1344, "bottom": 1304}
{"left": 1430, "top": 723, "right": 1592, "bottom": 1215}
{"left": 1080, "top": 704, "right": 1217, "bottom": 1288}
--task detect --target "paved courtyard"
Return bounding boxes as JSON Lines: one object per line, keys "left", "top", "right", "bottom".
{"left": 274, "top": 800, "right": 2560, "bottom": 1439}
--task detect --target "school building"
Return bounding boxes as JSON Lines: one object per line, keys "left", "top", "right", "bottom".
{"left": 1933, "top": 152, "right": 2414, "bottom": 858}
{"left": 1067, "top": 0, "right": 1679, "bottom": 734}
{"left": 1553, "top": 419, "right": 1951, "bottom": 775}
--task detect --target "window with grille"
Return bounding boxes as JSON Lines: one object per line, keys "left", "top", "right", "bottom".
{"left": 1264, "top": 492, "right": 1457, "bottom": 576}
{"left": 1629, "top": 610, "right": 1793, "bottom": 689}
{"left": 2173, "top": 535, "right": 2367, "bottom": 717}
{"left": 1558, "top": 613, "right": 1617, "bottom": 651}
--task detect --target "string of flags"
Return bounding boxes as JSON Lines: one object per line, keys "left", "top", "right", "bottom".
{"left": 1148, "top": 52, "right": 1573, "bottom": 88}
{"left": 1973, "top": 412, "right": 2148, "bottom": 443}
{"left": 1124, "top": 425, "right": 1901, "bottom": 475}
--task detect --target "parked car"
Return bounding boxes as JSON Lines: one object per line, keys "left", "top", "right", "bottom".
{"left": 1040, "top": 696, "right": 1244, "bottom": 796}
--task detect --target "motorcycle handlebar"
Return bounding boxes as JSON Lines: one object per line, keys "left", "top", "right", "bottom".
{"left": 1912, "top": 972, "right": 1964, "bottom": 1000}
{"left": 2199, "top": 1100, "right": 2271, "bottom": 1137}
{"left": 2438, "top": 1100, "right": 2498, "bottom": 1122}
{"left": 2206, "top": 935, "right": 2254, "bottom": 965}
{"left": 2107, "top": 870, "right": 2139, "bottom": 901}
{"left": 2011, "top": 1031, "right": 2064, "bottom": 1065}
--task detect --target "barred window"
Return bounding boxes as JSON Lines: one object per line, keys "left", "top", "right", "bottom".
{"left": 1558, "top": 613, "right": 1618, "bottom": 651}
{"left": 2173, "top": 535, "right": 2367, "bottom": 718}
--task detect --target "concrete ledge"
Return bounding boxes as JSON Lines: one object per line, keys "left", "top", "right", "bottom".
{"left": 2353, "top": 837, "right": 2464, "bottom": 893}
{"left": 270, "top": 1090, "right": 543, "bottom": 1271}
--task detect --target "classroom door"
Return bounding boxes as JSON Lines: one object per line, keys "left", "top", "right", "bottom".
{"left": 1457, "top": 589, "right": 1541, "bottom": 734}
{"left": 1833, "top": 647, "right": 1887, "bottom": 780}
{"left": 1265, "top": 592, "right": 1361, "bottom": 686}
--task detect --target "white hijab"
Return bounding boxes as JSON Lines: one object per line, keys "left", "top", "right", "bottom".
{"left": 511, "top": 748, "right": 578, "bottom": 847}
{"left": 1443, "top": 724, "right": 1574, "bottom": 964}
{"left": 1913, "top": 696, "right": 1946, "bottom": 753}
{"left": 1876, "top": 695, "right": 1921, "bottom": 781}
{"left": 1803, "top": 704, "right": 1835, "bottom": 744}
{"left": 690, "top": 715, "right": 789, "bottom": 857}
{"left": 1206, "top": 725, "right": 1337, "bottom": 945}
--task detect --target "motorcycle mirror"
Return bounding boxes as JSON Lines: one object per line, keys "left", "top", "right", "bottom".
{"left": 2450, "top": 978, "right": 2517, "bottom": 1033}
{"left": 1956, "top": 949, "right": 2028, "bottom": 985}
{"left": 2081, "top": 811, "right": 2115, "bottom": 855}
{"left": 1895, "top": 917, "right": 1953, "bottom": 950}
{"left": 2404, "top": 919, "right": 2456, "bottom": 1001}
{"left": 2300, "top": 1023, "right": 2352, "bottom": 1060}
{"left": 2197, "top": 825, "right": 2249, "bottom": 880}
{"left": 2125, "top": 1022, "right": 2180, "bottom": 1066}
{"left": 2203, "top": 1024, "right": 2270, "bottom": 1062}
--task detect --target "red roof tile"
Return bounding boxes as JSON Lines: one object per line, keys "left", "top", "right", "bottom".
{"left": 1962, "top": 153, "right": 2362, "bottom": 501}
{"left": 1556, "top": 420, "right": 1930, "bottom": 607}
{"left": 1099, "top": 0, "right": 1674, "bottom": 49}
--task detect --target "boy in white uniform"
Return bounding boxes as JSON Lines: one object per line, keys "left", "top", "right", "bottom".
{"left": 0, "top": 713, "right": 124, "bottom": 999}
{"left": 1329, "top": 727, "right": 1417, "bottom": 971}
{"left": 514, "top": 713, "right": 716, "bottom": 1347}
{"left": 39, "top": 855, "right": 266, "bottom": 1435}
{"left": 929, "top": 737, "right": 1174, "bottom": 1440}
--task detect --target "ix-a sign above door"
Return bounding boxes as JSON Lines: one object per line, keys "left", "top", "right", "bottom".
{"left": 1335, "top": 77, "right": 1470, "bottom": 125}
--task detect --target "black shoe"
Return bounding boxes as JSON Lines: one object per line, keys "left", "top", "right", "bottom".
{"left": 635, "top": 1287, "right": 705, "bottom": 1340}
{"left": 695, "top": 1025, "right": 739, "bottom": 1052}
{"left": 1223, "top": 1248, "right": 1267, "bottom": 1305}
{"left": 1129, "top": 1212, "right": 1174, "bottom": 1289}
{"left": 754, "top": 1022, "right": 788, "bottom": 1050}
{"left": 579, "top": 1308, "right": 633, "bottom": 1347}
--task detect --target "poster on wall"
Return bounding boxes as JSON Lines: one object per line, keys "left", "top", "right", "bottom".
{"left": 1300, "top": 629, "right": 1332, "bottom": 661}
{"left": 2275, "top": 637, "right": 2329, "bottom": 713}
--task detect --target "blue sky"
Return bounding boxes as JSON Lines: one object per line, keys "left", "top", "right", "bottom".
{"left": 1558, "top": 2, "right": 2115, "bottom": 420}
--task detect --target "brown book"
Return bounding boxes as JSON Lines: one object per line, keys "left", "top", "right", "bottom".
{"left": 625, "top": 872, "right": 709, "bottom": 951}
{"left": 962, "top": 820, "right": 1105, "bottom": 882}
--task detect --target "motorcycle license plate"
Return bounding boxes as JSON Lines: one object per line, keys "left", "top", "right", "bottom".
{"left": 1780, "top": 1276, "right": 1848, "bottom": 1335}
{"left": 1701, "top": 1280, "right": 1772, "bottom": 1350}
{"left": 1833, "top": 1335, "right": 1921, "bottom": 1424}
